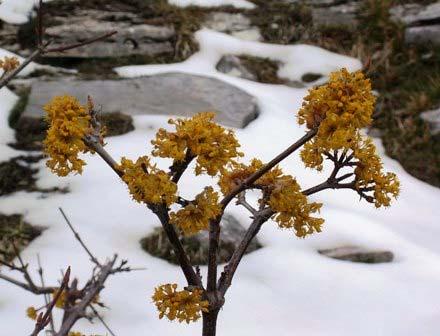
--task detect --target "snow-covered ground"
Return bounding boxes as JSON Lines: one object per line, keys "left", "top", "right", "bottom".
{"left": 1, "top": 2, "right": 440, "bottom": 335}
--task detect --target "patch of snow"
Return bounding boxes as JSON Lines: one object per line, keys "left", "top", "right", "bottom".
{"left": 1, "top": 29, "right": 440, "bottom": 336}
{"left": 168, "top": 0, "right": 255, "bottom": 9}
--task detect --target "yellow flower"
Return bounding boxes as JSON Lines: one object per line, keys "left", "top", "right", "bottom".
{"left": 268, "top": 176, "right": 324, "bottom": 237}
{"left": 218, "top": 158, "right": 283, "bottom": 195}
{"left": 26, "top": 306, "right": 37, "bottom": 320}
{"left": 68, "top": 332, "right": 84, "bottom": 336}
{"left": 353, "top": 137, "right": 400, "bottom": 208}
{"left": 118, "top": 156, "right": 177, "bottom": 206}
{"left": 298, "top": 68, "right": 376, "bottom": 168}
{"left": 298, "top": 68, "right": 375, "bottom": 131}
{"left": 152, "top": 112, "right": 243, "bottom": 176}
{"left": 170, "top": 187, "right": 222, "bottom": 235}
{"left": 152, "top": 284, "right": 209, "bottom": 323}
{"left": 0, "top": 56, "right": 19, "bottom": 72}
{"left": 43, "top": 95, "right": 92, "bottom": 176}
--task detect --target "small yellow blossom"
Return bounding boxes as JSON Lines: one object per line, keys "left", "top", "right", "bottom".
{"left": 0, "top": 56, "right": 20, "bottom": 72}
{"left": 152, "top": 283, "right": 209, "bottom": 323}
{"left": 43, "top": 95, "right": 92, "bottom": 176}
{"left": 118, "top": 156, "right": 177, "bottom": 206}
{"left": 170, "top": 187, "right": 222, "bottom": 235}
{"left": 26, "top": 306, "right": 37, "bottom": 320}
{"left": 268, "top": 176, "right": 324, "bottom": 237}
{"left": 68, "top": 332, "right": 84, "bottom": 336}
{"left": 152, "top": 112, "right": 243, "bottom": 176}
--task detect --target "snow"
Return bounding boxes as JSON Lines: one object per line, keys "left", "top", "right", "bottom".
{"left": 1, "top": 25, "right": 440, "bottom": 336}
{"left": 168, "top": 0, "right": 255, "bottom": 9}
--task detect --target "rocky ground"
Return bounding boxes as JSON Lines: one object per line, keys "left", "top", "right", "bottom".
{"left": 0, "top": 0, "right": 439, "bottom": 263}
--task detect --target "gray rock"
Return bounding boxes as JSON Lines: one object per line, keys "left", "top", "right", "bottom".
{"left": 141, "top": 214, "right": 262, "bottom": 265}
{"left": 44, "top": 10, "right": 175, "bottom": 58}
{"left": 318, "top": 246, "right": 394, "bottom": 264}
{"left": 420, "top": 107, "right": 440, "bottom": 136}
{"left": 391, "top": 2, "right": 440, "bottom": 26}
{"left": 312, "top": 2, "right": 359, "bottom": 27}
{"left": 204, "top": 12, "right": 261, "bottom": 41}
{"left": 21, "top": 72, "right": 259, "bottom": 129}
{"left": 204, "top": 12, "right": 252, "bottom": 32}
{"left": 405, "top": 25, "right": 440, "bottom": 46}
{"left": 216, "top": 55, "right": 257, "bottom": 81}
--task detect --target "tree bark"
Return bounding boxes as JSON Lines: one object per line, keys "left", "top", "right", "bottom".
{"left": 202, "top": 310, "right": 220, "bottom": 336}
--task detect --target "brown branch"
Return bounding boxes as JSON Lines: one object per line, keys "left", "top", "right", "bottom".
{"left": 37, "top": 255, "right": 55, "bottom": 333}
{"left": 83, "top": 135, "right": 122, "bottom": 178}
{"left": 220, "top": 129, "right": 317, "bottom": 209}
{"left": 170, "top": 150, "right": 195, "bottom": 184}
{"left": 54, "top": 257, "right": 116, "bottom": 336}
{"left": 0, "top": 48, "right": 43, "bottom": 90}
{"left": 30, "top": 267, "right": 70, "bottom": 336}
{"left": 207, "top": 128, "right": 317, "bottom": 293}
{"left": 236, "top": 192, "right": 257, "bottom": 216}
{"left": 45, "top": 31, "right": 117, "bottom": 53}
{"left": 218, "top": 208, "right": 273, "bottom": 296}
{"left": 152, "top": 204, "right": 203, "bottom": 288}
{"left": 0, "top": 0, "right": 117, "bottom": 90}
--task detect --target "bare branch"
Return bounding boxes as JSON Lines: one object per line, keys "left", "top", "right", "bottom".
{"left": 30, "top": 267, "right": 71, "bottom": 336}
{"left": 59, "top": 208, "right": 101, "bottom": 267}
{"left": 218, "top": 208, "right": 273, "bottom": 296}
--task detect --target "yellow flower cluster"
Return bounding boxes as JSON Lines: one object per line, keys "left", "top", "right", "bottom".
{"left": 26, "top": 306, "right": 38, "bottom": 320}
{"left": 220, "top": 159, "right": 323, "bottom": 237}
{"left": 218, "top": 159, "right": 283, "bottom": 195}
{"left": 353, "top": 138, "right": 400, "bottom": 207}
{"left": 118, "top": 156, "right": 177, "bottom": 206}
{"left": 43, "top": 95, "right": 92, "bottom": 176}
{"left": 0, "top": 56, "right": 19, "bottom": 72}
{"left": 170, "top": 187, "right": 222, "bottom": 235}
{"left": 151, "top": 112, "right": 243, "bottom": 176}
{"left": 268, "top": 176, "right": 324, "bottom": 237}
{"left": 152, "top": 284, "right": 209, "bottom": 323}
{"left": 298, "top": 68, "right": 376, "bottom": 170}
{"left": 68, "top": 332, "right": 84, "bottom": 336}
{"left": 297, "top": 69, "right": 400, "bottom": 207}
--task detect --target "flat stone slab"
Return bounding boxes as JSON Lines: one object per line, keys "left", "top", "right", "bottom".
{"left": 318, "top": 246, "right": 394, "bottom": 264}
{"left": 21, "top": 72, "right": 259, "bottom": 129}
{"left": 44, "top": 9, "right": 175, "bottom": 58}
{"left": 405, "top": 25, "right": 440, "bottom": 46}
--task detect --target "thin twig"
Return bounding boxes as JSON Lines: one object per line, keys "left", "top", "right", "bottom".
{"left": 59, "top": 208, "right": 101, "bottom": 267}
{"left": 88, "top": 304, "right": 117, "bottom": 336}
{"left": 37, "top": 254, "right": 55, "bottom": 333}
{"left": 30, "top": 267, "right": 71, "bottom": 336}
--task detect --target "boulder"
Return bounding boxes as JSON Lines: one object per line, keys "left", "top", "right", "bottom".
{"left": 391, "top": 3, "right": 440, "bottom": 26}
{"left": 216, "top": 55, "right": 257, "bottom": 81}
{"left": 20, "top": 72, "right": 259, "bottom": 129}
{"left": 141, "top": 214, "right": 262, "bottom": 265}
{"left": 43, "top": 9, "right": 175, "bottom": 58}
{"left": 318, "top": 246, "right": 394, "bottom": 264}
{"left": 405, "top": 25, "right": 440, "bottom": 46}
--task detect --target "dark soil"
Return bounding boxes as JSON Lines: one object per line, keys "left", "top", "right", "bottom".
{"left": 0, "top": 214, "right": 43, "bottom": 264}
